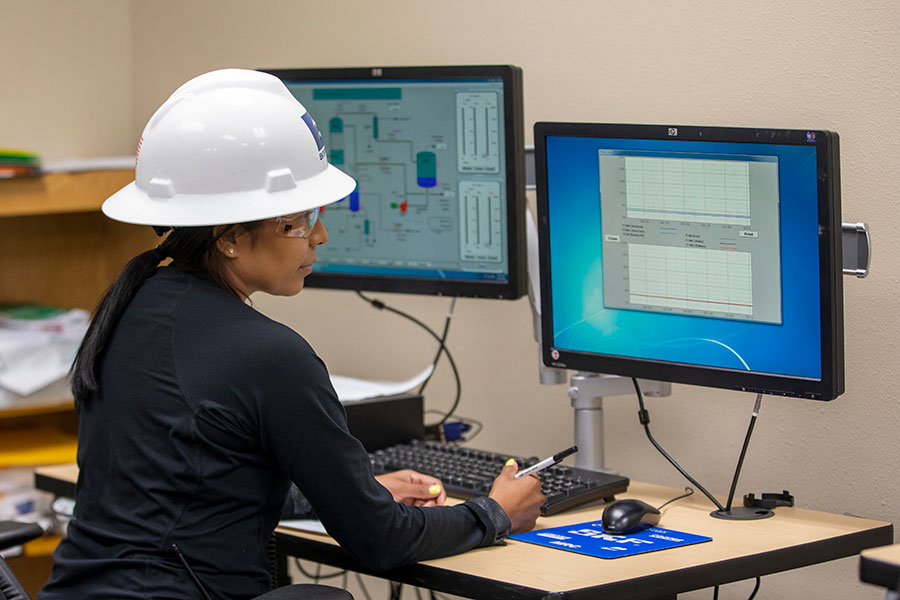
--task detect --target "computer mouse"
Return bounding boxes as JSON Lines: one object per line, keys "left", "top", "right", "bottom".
{"left": 601, "top": 498, "right": 661, "bottom": 534}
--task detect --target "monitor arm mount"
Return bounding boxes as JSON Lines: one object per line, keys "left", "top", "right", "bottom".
{"left": 526, "top": 208, "right": 670, "bottom": 472}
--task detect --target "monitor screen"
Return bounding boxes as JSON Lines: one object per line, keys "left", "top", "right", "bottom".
{"left": 535, "top": 123, "right": 843, "bottom": 400}
{"left": 262, "top": 65, "right": 527, "bottom": 299}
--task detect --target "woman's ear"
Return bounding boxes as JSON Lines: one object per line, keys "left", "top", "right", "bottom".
{"left": 215, "top": 226, "right": 239, "bottom": 259}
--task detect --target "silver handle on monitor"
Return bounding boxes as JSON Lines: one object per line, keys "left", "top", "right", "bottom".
{"left": 842, "top": 222, "right": 871, "bottom": 278}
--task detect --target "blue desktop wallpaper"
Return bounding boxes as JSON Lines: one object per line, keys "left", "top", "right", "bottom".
{"left": 545, "top": 136, "right": 822, "bottom": 379}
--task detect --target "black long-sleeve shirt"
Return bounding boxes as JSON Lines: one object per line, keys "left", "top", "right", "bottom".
{"left": 40, "top": 267, "right": 509, "bottom": 600}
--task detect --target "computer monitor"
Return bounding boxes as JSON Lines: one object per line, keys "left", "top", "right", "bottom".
{"left": 535, "top": 123, "right": 843, "bottom": 400}
{"left": 262, "top": 65, "right": 527, "bottom": 299}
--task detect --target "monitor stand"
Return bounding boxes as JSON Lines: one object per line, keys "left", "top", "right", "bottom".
{"left": 567, "top": 372, "right": 670, "bottom": 472}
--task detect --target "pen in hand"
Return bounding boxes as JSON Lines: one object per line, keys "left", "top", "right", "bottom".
{"left": 514, "top": 445, "right": 578, "bottom": 479}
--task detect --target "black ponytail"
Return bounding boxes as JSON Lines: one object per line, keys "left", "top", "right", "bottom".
{"left": 71, "top": 247, "right": 166, "bottom": 403}
{"left": 70, "top": 222, "right": 262, "bottom": 405}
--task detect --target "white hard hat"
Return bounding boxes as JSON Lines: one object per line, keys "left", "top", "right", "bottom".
{"left": 102, "top": 69, "right": 356, "bottom": 227}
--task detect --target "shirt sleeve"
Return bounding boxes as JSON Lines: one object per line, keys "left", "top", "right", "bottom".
{"left": 254, "top": 334, "right": 510, "bottom": 572}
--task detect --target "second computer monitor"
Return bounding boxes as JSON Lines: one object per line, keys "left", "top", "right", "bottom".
{"left": 263, "top": 65, "right": 527, "bottom": 299}
{"left": 535, "top": 123, "right": 844, "bottom": 400}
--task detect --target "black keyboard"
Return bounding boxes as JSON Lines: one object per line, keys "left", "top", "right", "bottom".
{"left": 369, "top": 440, "right": 628, "bottom": 516}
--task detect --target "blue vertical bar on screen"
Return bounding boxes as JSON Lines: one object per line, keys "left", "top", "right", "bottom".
{"left": 349, "top": 189, "right": 360, "bottom": 212}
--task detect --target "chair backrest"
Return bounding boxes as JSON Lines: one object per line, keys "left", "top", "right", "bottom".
{"left": 0, "top": 521, "right": 43, "bottom": 600}
{"left": 0, "top": 522, "right": 352, "bottom": 600}
{"left": 0, "top": 556, "right": 32, "bottom": 600}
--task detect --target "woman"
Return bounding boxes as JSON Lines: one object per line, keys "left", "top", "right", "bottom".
{"left": 39, "top": 69, "right": 544, "bottom": 600}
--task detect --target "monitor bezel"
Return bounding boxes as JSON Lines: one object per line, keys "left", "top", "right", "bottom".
{"left": 535, "top": 122, "right": 844, "bottom": 400}
{"left": 261, "top": 65, "right": 527, "bottom": 300}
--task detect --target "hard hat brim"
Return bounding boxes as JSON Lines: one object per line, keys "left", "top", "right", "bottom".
{"left": 102, "top": 164, "right": 357, "bottom": 227}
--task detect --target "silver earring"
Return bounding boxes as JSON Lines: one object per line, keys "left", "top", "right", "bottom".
{"left": 228, "top": 248, "right": 235, "bottom": 255}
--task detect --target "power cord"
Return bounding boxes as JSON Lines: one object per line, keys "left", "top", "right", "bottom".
{"left": 724, "top": 393, "right": 764, "bottom": 512}
{"left": 293, "top": 558, "right": 346, "bottom": 580}
{"left": 390, "top": 581, "right": 403, "bottom": 600}
{"left": 632, "top": 378, "right": 726, "bottom": 512}
{"left": 354, "top": 572, "right": 373, "bottom": 600}
{"left": 714, "top": 577, "right": 760, "bottom": 600}
{"left": 656, "top": 487, "right": 694, "bottom": 511}
{"left": 356, "top": 291, "right": 462, "bottom": 424}
{"left": 418, "top": 298, "right": 455, "bottom": 396}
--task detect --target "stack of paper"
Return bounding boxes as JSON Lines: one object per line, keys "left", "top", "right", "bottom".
{"left": 0, "top": 304, "right": 89, "bottom": 407}
{"left": 0, "top": 148, "right": 41, "bottom": 178}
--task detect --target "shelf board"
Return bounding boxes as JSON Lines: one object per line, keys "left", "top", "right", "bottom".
{"left": 0, "top": 397, "right": 74, "bottom": 419}
{"left": 23, "top": 534, "right": 62, "bottom": 557}
{"left": 0, "top": 426, "right": 78, "bottom": 467}
{"left": 0, "top": 169, "right": 134, "bottom": 217}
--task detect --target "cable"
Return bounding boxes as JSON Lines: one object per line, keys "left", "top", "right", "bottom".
{"left": 632, "top": 378, "right": 726, "bottom": 512}
{"left": 293, "top": 558, "right": 346, "bottom": 580}
{"left": 423, "top": 410, "right": 484, "bottom": 442}
{"left": 715, "top": 576, "right": 761, "bottom": 600}
{"left": 656, "top": 486, "right": 694, "bottom": 511}
{"left": 390, "top": 581, "right": 403, "bottom": 600}
{"left": 355, "top": 572, "right": 373, "bottom": 600}
{"left": 724, "top": 394, "right": 763, "bottom": 512}
{"left": 418, "top": 298, "right": 455, "bottom": 395}
{"left": 357, "top": 291, "right": 462, "bottom": 424}
{"left": 171, "top": 544, "right": 212, "bottom": 600}
{"left": 748, "top": 576, "right": 761, "bottom": 599}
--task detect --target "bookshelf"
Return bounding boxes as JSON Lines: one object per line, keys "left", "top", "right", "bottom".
{"left": 0, "top": 170, "right": 156, "bottom": 585}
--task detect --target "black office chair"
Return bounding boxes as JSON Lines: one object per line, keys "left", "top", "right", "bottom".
{"left": 0, "top": 521, "right": 351, "bottom": 600}
{"left": 254, "top": 585, "right": 352, "bottom": 600}
{"left": 255, "top": 535, "right": 352, "bottom": 600}
{"left": 0, "top": 520, "right": 44, "bottom": 600}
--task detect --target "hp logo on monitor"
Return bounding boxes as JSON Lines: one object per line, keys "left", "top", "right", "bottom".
{"left": 668, "top": 128, "right": 678, "bottom": 137}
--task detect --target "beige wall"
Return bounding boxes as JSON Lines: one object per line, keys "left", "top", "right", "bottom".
{"left": 0, "top": 1, "right": 134, "bottom": 160}
{"left": 4, "top": 1, "right": 899, "bottom": 598}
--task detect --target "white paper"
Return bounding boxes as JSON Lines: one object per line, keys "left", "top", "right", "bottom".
{"left": 0, "top": 309, "right": 89, "bottom": 396}
{"left": 42, "top": 156, "right": 135, "bottom": 173}
{"left": 329, "top": 364, "right": 434, "bottom": 402}
{"left": 279, "top": 519, "right": 328, "bottom": 535}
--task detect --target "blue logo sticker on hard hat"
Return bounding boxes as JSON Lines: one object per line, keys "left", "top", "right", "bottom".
{"left": 301, "top": 112, "right": 325, "bottom": 152}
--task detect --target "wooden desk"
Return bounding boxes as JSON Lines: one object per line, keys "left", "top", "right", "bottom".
{"left": 35, "top": 465, "right": 893, "bottom": 600}
{"left": 861, "top": 544, "right": 900, "bottom": 595}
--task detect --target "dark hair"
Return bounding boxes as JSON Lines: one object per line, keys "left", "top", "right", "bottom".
{"left": 71, "top": 222, "right": 261, "bottom": 404}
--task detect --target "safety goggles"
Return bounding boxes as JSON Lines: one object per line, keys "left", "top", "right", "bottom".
{"left": 273, "top": 207, "right": 321, "bottom": 239}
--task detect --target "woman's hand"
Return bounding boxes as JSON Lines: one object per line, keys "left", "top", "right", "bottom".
{"left": 488, "top": 461, "right": 546, "bottom": 533}
{"left": 375, "top": 469, "right": 447, "bottom": 507}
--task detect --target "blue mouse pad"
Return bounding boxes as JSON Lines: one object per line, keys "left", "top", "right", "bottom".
{"left": 509, "top": 520, "right": 712, "bottom": 559}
